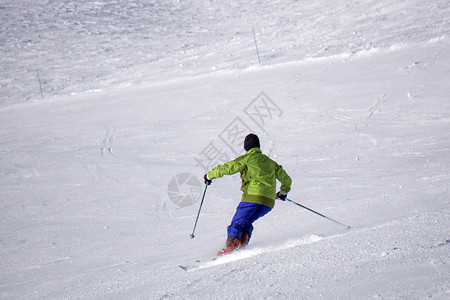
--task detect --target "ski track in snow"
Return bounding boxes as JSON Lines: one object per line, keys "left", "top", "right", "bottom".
{"left": 181, "top": 234, "right": 325, "bottom": 271}
{"left": 0, "top": 0, "right": 449, "bottom": 299}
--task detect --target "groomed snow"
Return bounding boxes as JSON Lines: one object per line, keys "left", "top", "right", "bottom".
{"left": 1, "top": 1, "right": 449, "bottom": 299}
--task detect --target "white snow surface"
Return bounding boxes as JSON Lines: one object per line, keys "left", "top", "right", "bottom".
{"left": 1, "top": 0, "right": 449, "bottom": 299}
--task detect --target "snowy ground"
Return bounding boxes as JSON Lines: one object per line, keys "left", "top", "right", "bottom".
{"left": 1, "top": 0, "right": 449, "bottom": 299}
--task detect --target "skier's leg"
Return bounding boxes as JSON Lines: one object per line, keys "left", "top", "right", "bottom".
{"left": 224, "top": 202, "right": 271, "bottom": 253}
{"left": 248, "top": 204, "right": 272, "bottom": 224}
{"left": 242, "top": 204, "right": 271, "bottom": 242}
{"left": 218, "top": 203, "right": 258, "bottom": 256}
{"left": 227, "top": 202, "right": 259, "bottom": 239}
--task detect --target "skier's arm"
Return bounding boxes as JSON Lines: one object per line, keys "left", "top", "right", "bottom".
{"left": 275, "top": 164, "right": 292, "bottom": 193}
{"left": 207, "top": 156, "right": 245, "bottom": 179}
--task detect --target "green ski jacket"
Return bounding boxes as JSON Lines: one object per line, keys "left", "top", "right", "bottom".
{"left": 207, "top": 148, "right": 292, "bottom": 208}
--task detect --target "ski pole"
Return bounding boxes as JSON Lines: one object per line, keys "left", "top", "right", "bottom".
{"left": 285, "top": 198, "right": 351, "bottom": 229}
{"left": 190, "top": 184, "right": 208, "bottom": 239}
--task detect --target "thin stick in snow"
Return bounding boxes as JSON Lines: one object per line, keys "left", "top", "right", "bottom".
{"left": 36, "top": 70, "right": 44, "bottom": 98}
{"left": 252, "top": 28, "right": 262, "bottom": 64}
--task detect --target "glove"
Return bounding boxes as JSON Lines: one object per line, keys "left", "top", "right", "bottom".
{"left": 276, "top": 191, "right": 287, "bottom": 200}
{"left": 204, "top": 174, "right": 212, "bottom": 185}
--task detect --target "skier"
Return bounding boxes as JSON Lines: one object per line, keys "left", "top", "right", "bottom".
{"left": 204, "top": 133, "right": 292, "bottom": 256}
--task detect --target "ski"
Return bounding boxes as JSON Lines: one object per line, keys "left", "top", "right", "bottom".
{"left": 179, "top": 253, "right": 231, "bottom": 272}
{"left": 179, "top": 248, "right": 253, "bottom": 272}
{"left": 179, "top": 264, "right": 195, "bottom": 272}
{"left": 179, "top": 260, "right": 211, "bottom": 272}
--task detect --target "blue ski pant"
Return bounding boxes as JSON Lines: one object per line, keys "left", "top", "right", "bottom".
{"left": 227, "top": 202, "right": 272, "bottom": 240}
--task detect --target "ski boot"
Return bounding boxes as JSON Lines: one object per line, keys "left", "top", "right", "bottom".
{"left": 240, "top": 232, "right": 250, "bottom": 248}
{"left": 217, "top": 237, "right": 241, "bottom": 257}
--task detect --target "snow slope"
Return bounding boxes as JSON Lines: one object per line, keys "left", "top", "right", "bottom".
{"left": 1, "top": 0, "right": 448, "bottom": 106}
{"left": 1, "top": 0, "right": 449, "bottom": 299}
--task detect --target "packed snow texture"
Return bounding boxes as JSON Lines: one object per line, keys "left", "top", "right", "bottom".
{"left": 1, "top": 0, "right": 449, "bottom": 299}
{"left": 1, "top": 0, "right": 448, "bottom": 105}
